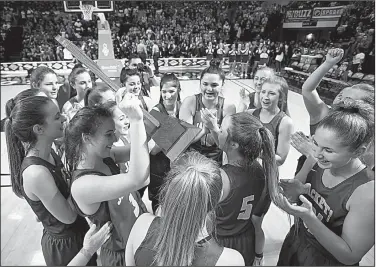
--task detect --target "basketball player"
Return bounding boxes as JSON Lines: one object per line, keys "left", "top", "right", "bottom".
{"left": 238, "top": 67, "right": 274, "bottom": 112}
{"left": 238, "top": 68, "right": 290, "bottom": 116}
{"left": 200, "top": 111, "right": 282, "bottom": 265}
{"left": 125, "top": 151, "right": 245, "bottom": 266}
{"left": 248, "top": 77, "right": 293, "bottom": 166}
{"left": 148, "top": 74, "right": 182, "bottom": 213}
{"left": 295, "top": 48, "right": 374, "bottom": 174}
{"left": 179, "top": 60, "right": 236, "bottom": 165}
{"left": 5, "top": 96, "right": 96, "bottom": 266}
{"left": 61, "top": 67, "right": 93, "bottom": 116}
{"left": 278, "top": 99, "right": 374, "bottom": 265}
{"left": 301, "top": 48, "right": 374, "bottom": 136}
{"left": 120, "top": 68, "right": 153, "bottom": 111}
{"left": 1, "top": 89, "right": 47, "bottom": 132}
{"left": 56, "top": 63, "right": 83, "bottom": 110}
{"left": 65, "top": 94, "right": 149, "bottom": 266}
{"left": 30, "top": 66, "right": 60, "bottom": 108}
{"left": 68, "top": 222, "right": 112, "bottom": 266}
{"left": 126, "top": 54, "right": 159, "bottom": 97}
{"left": 84, "top": 85, "right": 116, "bottom": 107}
{"left": 247, "top": 76, "right": 293, "bottom": 265}
{"left": 101, "top": 100, "right": 131, "bottom": 174}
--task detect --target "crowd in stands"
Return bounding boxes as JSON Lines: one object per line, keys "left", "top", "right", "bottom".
{"left": 0, "top": 1, "right": 374, "bottom": 76}
{"left": 1, "top": 1, "right": 283, "bottom": 61}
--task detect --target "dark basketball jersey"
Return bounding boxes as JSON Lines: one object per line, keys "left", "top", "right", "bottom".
{"left": 21, "top": 151, "right": 95, "bottom": 266}
{"left": 216, "top": 163, "right": 265, "bottom": 237}
{"left": 190, "top": 93, "right": 224, "bottom": 164}
{"left": 57, "top": 82, "right": 76, "bottom": 111}
{"left": 248, "top": 92, "right": 257, "bottom": 110}
{"left": 20, "top": 150, "right": 88, "bottom": 236}
{"left": 304, "top": 164, "right": 370, "bottom": 237}
{"left": 138, "top": 94, "right": 148, "bottom": 110}
{"left": 134, "top": 217, "right": 224, "bottom": 266}
{"left": 280, "top": 164, "right": 370, "bottom": 265}
{"left": 70, "top": 157, "right": 146, "bottom": 252}
{"left": 252, "top": 108, "right": 286, "bottom": 151}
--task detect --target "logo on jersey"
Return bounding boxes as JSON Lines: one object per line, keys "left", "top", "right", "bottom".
{"left": 303, "top": 188, "right": 334, "bottom": 234}
{"left": 117, "top": 194, "right": 140, "bottom": 217}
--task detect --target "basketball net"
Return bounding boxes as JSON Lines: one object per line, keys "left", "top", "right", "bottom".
{"left": 79, "top": 4, "right": 95, "bottom": 21}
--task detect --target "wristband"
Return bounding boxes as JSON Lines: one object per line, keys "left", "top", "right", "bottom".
{"left": 80, "top": 248, "right": 93, "bottom": 259}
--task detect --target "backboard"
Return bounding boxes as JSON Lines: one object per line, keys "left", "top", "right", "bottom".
{"left": 64, "top": 1, "right": 114, "bottom": 12}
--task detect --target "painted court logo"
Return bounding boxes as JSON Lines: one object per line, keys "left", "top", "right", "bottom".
{"left": 102, "top": 43, "right": 109, "bottom": 57}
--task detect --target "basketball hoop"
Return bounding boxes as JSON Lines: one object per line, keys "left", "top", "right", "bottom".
{"left": 80, "top": 4, "right": 96, "bottom": 21}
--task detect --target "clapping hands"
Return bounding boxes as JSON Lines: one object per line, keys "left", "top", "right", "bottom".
{"left": 291, "top": 131, "right": 316, "bottom": 159}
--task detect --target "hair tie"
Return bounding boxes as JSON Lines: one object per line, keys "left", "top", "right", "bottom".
{"left": 186, "top": 166, "right": 196, "bottom": 172}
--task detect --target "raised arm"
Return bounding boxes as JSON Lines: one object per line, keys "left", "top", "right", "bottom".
{"left": 302, "top": 48, "right": 344, "bottom": 124}
{"left": 23, "top": 166, "right": 77, "bottom": 224}
{"left": 275, "top": 116, "right": 294, "bottom": 166}
{"left": 72, "top": 94, "right": 150, "bottom": 204}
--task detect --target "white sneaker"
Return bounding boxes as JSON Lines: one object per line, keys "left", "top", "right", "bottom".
{"left": 253, "top": 256, "right": 264, "bottom": 266}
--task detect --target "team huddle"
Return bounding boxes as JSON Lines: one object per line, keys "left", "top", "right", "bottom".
{"left": 3, "top": 48, "right": 375, "bottom": 266}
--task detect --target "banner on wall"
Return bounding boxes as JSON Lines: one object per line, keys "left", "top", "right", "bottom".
{"left": 312, "top": 6, "right": 345, "bottom": 19}
{"left": 283, "top": 20, "right": 338, "bottom": 29}
{"left": 284, "top": 9, "right": 312, "bottom": 22}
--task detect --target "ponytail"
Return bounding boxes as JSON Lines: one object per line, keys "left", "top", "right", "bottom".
{"left": 228, "top": 112, "right": 282, "bottom": 208}
{"left": 5, "top": 89, "right": 42, "bottom": 118}
{"left": 153, "top": 152, "right": 222, "bottom": 266}
{"left": 258, "top": 127, "right": 282, "bottom": 207}
{"left": 5, "top": 98, "right": 16, "bottom": 118}
{"left": 84, "top": 88, "right": 93, "bottom": 107}
{"left": 4, "top": 119, "right": 26, "bottom": 198}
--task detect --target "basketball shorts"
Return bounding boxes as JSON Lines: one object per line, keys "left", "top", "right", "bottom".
{"left": 216, "top": 225, "right": 256, "bottom": 265}
{"left": 41, "top": 229, "right": 97, "bottom": 266}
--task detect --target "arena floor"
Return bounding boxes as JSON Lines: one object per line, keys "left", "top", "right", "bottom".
{"left": 1, "top": 80, "right": 374, "bottom": 265}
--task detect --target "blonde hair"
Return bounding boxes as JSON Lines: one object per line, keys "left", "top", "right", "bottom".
{"left": 154, "top": 151, "right": 222, "bottom": 266}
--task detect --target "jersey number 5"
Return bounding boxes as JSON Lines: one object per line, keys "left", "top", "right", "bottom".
{"left": 237, "top": 195, "right": 254, "bottom": 220}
